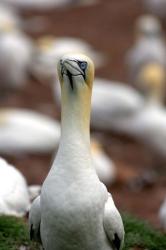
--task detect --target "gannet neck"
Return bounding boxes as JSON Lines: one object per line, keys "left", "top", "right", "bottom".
{"left": 60, "top": 83, "right": 92, "bottom": 141}
{"left": 56, "top": 53, "right": 94, "bottom": 170}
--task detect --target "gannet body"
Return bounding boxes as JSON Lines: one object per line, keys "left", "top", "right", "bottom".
{"left": 90, "top": 78, "right": 144, "bottom": 131}
{"left": 0, "top": 108, "right": 60, "bottom": 154}
{"left": 159, "top": 197, "right": 166, "bottom": 231}
{"left": 118, "top": 103, "right": 166, "bottom": 156}
{"left": 0, "top": 30, "right": 33, "bottom": 90}
{"left": 32, "top": 36, "right": 105, "bottom": 82}
{"left": 0, "top": 157, "right": 30, "bottom": 216}
{"left": 121, "top": 62, "right": 166, "bottom": 156}
{"left": 91, "top": 139, "right": 116, "bottom": 185}
{"left": 29, "top": 54, "right": 124, "bottom": 250}
{"left": 126, "top": 15, "right": 166, "bottom": 82}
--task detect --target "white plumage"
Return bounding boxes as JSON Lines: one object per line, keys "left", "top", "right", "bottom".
{"left": 0, "top": 108, "right": 60, "bottom": 154}
{"left": 0, "top": 157, "right": 30, "bottom": 217}
{"left": 0, "top": 4, "right": 20, "bottom": 30}
{"left": 0, "top": 30, "right": 33, "bottom": 91}
{"left": 117, "top": 103, "right": 166, "bottom": 156}
{"left": 91, "top": 139, "right": 116, "bottom": 185}
{"left": 126, "top": 15, "right": 166, "bottom": 83}
{"left": 90, "top": 78, "right": 144, "bottom": 131}
{"left": 29, "top": 54, "right": 124, "bottom": 250}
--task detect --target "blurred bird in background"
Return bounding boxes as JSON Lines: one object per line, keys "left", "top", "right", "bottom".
{"left": 31, "top": 35, "right": 106, "bottom": 84}
{"left": 126, "top": 15, "right": 166, "bottom": 85}
{"left": 143, "top": 0, "right": 166, "bottom": 19}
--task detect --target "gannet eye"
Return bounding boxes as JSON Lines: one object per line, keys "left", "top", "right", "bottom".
{"left": 78, "top": 61, "right": 87, "bottom": 71}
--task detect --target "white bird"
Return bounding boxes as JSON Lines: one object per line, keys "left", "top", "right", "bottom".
{"left": 29, "top": 54, "right": 124, "bottom": 250}
{"left": 0, "top": 157, "right": 30, "bottom": 217}
{"left": 159, "top": 197, "right": 166, "bottom": 231}
{"left": 31, "top": 35, "right": 106, "bottom": 83}
{"left": 91, "top": 138, "right": 116, "bottom": 185}
{"left": 114, "top": 63, "right": 166, "bottom": 157}
{"left": 143, "top": 0, "right": 166, "bottom": 18}
{"left": 2, "top": 0, "right": 97, "bottom": 10}
{"left": 0, "top": 108, "right": 60, "bottom": 154}
{"left": 126, "top": 15, "right": 166, "bottom": 83}
{"left": 0, "top": 22, "right": 34, "bottom": 92}
{"left": 0, "top": 4, "right": 21, "bottom": 31}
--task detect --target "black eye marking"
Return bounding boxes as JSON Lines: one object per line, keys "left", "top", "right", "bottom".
{"left": 112, "top": 233, "right": 121, "bottom": 250}
{"left": 66, "top": 70, "right": 74, "bottom": 90}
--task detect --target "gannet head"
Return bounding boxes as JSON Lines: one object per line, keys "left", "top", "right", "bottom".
{"left": 57, "top": 53, "right": 94, "bottom": 92}
{"left": 135, "top": 15, "right": 162, "bottom": 38}
{"left": 36, "top": 35, "right": 55, "bottom": 52}
{"left": 137, "top": 63, "right": 165, "bottom": 101}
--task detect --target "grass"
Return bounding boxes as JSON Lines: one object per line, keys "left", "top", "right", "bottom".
{"left": 0, "top": 216, "right": 39, "bottom": 250}
{"left": 0, "top": 214, "right": 165, "bottom": 250}
{"left": 123, "top": 214, "right": 166, "bottom": 250}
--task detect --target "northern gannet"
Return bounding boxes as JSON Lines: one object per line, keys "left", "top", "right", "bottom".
{"left": 0, "top": 108, "right": 60, "bottom": 154}
{"left": 0, "top": 21, "right": 34, "bottom": 92}
{"left": 115, "top": 63, "right": 166, "bottom": 157}
{"left": 31, "top": 36, "right": 105, "bottom": 83}
{"left": 143, "top": 0, "right": 166, "bottom": 18}
{"left": 126, "top": 15, "right": 166, "bottom": 83}
{"left": 0, "top": 157, "right": 30, "bottom": 217}
{"left": 29, "top": 54, "right": 124, "bottom": 250}
{"left": 0, "top": 4, "right": 20, "bottom": 30}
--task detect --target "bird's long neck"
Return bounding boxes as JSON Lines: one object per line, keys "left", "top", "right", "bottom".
{"left": 55, "top": 84, "right": 93, "bottom": 171}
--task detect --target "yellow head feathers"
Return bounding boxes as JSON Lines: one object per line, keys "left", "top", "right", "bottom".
{"left": 138, "top": 63, "right": 165, "bottom": 88}
{"left": 36, "top": 36, "right": 55, "bottom": 52}
{"left": 57, "top": 53, "right": 94, "bottom": 90}
{"left": 138, "top": 63, "right": 165, "bottom": 102}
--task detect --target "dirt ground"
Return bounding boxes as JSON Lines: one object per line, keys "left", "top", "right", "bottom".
{"left": 1, "top": 0, "right": 166, "bottom": 230}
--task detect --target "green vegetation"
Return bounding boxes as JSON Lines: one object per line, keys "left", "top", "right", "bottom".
{"left": 0, "top": 214, "right": 165, "bottom": 250}
{"left": 123, "top": 214, "right": 166, "bottom": 250}
{"left": 0, "top": 216, "right": 39, "bottom": 250}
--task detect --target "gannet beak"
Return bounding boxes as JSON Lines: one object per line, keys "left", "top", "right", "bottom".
{"left": 60, "top": 58, "right": 87, "bottom": 90}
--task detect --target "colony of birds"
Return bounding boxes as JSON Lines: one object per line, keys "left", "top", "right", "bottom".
{"left": 0, "top": 0, "right": 166, "bottom": 249}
